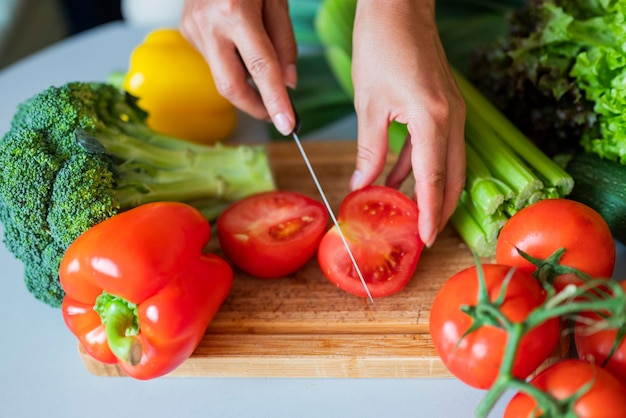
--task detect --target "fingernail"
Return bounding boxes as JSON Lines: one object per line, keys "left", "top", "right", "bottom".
{"left": 350, "top": 170, "right": 363, "bottom": 190}
{"left": 423, "top": 229, "right": 437, "bottom": 249}
{"left": 285, "top": 64, "right": 297, "bottom": 89}
{"left": 273, "top": 112, "right": 293, "bottom": 136}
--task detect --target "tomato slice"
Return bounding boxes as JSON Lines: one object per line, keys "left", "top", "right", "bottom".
{"left": 217, "top": 190, "right": 328, "bottom": 278}
{"left": 317, "top": 185, "right": 423, "bottom": 298}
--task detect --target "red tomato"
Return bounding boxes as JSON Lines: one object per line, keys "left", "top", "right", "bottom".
{"left": 575, "top": 282, "right": 626, "bottom": 385}
{"left": 217, "top": 190, "right": 328, "bottom": 278}
{"left": 317, "top": 185, "right": 423, "bottom": 298}
{"left": 429, "top": 264, "right": 560, "bottom": 389}
{"left": 496, "top": 198, "right": 615, "bottom": 291}
{"left": 504, "top": 359, "right": 626, "bottom": 417}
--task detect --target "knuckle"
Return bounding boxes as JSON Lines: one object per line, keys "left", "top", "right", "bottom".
{"left": 246, "top": 55, "right": 274, "bottom": 78}
{"left": 355, "top": 142, "right": 380, "bottom": 165}
{"left": 215, "top": 0, "right": 246, "bottom": 18}
{"left": 214, "top": 79, "right": 240, "bottom": 101}
{"left": 417, "top": 168, "right": 447, "bottom": 190}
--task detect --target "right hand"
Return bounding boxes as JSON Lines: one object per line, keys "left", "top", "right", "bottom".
{"left": 179, "top": 0, "right": 298, "bottom": 135}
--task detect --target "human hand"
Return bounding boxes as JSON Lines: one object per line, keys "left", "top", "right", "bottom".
{"left": 350, "top": 0, "right": 466, "bottom": 248}
{"left": 179, "top": 0, "right": 298, "bottom": 135}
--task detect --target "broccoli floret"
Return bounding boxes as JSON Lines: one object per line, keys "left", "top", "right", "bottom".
{"left": 0, "top": 81, "right": 275, "bottom": 307}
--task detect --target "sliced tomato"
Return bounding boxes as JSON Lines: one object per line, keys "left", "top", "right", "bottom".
{"left": 317, "top": 185, "right": 423, "bottom": 298}
{"left": 217, "top": 190, "right": 328, "bottom": 278}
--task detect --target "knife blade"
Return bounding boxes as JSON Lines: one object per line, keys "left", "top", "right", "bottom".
{"left": 289, "top": 105, "right": 374, "bottom": 304}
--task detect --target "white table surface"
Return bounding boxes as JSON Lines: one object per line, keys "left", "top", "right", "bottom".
{"left": 1, "top": 20, "right": 623, "bottom": 418}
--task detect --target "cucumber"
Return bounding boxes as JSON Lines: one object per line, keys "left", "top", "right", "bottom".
{"left": 566, "top": 151, "right": 626, "bottom": 244}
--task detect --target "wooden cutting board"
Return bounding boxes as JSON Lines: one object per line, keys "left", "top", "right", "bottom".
{"left": 79, "top": 140, "right": 568, "bottom": 378}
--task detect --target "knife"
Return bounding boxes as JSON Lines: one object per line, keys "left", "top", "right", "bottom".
{"left": 288, "top": 104, "right": 375, "bottom": 304}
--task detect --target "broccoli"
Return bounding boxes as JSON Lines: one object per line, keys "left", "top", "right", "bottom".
{"left": 0, "top": 81, "right": 275, "bottom": 307}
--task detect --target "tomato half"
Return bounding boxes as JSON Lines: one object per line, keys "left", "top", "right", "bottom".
{"left": 217, "top": 190, "right": 328, "bottom": 278}
{"left": 496, "top": 198, "right": 615, "bottom": 291}
{"left": 429, "top": 264, "right": 560, "bottom": 389}
{"left": 575, "top": 282, "right": 626, "bottom": 385}
{"left": 317, "top": 185, "right": 423, "bottom": 298}
{"left": 504, "top": 359, "right": 626, "bottom": 417}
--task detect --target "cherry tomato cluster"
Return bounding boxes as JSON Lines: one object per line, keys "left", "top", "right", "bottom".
{"left": 216, "top": 186, "right": 424, "bottom": 299}
{"left": 430, "top": 198, "right": 626, "bottom": 417}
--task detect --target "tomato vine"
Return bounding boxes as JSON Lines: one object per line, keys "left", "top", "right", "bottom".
{"left": 466, "top": 250, "right": 626, "bottom": 417}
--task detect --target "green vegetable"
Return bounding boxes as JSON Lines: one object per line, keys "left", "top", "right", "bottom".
{"left": 469, "top": 0, "right": 626, "bottom": 163}
{"left": 566, "top": 151, "right": 626, "bottom": 244}
{"left": 0, "top": 81, "right": 274, "bottom": 307}
{"left": 452, "top": 70, "right": 573, "bottom": 256}
{"left": 311, "top": 0, "right": 573, "bottom": 256}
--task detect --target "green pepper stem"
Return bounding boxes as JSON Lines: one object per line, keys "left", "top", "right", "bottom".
{"left": 94, "top": 292, "right": 142, "bottom": 365}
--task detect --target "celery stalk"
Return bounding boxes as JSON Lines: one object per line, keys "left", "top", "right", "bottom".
{"left": 450, "top": 69, "right": 573, "bottom": 255}
{"left": 465, "top": 107, "right": 543, "bottom": 211}
{"left": 451, "top": 191, "right": 507, "bottom": 257}
{"left": 466, "top": 140, "right": 509, "bottom": 215}
{"left": 454, "top": 69, "right": 574, "bottom": 196}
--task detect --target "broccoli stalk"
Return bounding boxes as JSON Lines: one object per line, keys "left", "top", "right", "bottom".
{"left": 0, "top": 82, "right": 275, "bottom": 307}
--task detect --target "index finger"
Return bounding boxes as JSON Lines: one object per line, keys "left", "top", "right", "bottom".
{"left": 236, "top": 21, "right": 296, "bottom": 135}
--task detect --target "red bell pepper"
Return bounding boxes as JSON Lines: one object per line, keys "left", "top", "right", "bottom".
{"left": 60, "top": 202, "right": 233, "bottom": 380}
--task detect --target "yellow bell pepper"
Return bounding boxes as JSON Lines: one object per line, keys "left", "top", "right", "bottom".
{"left": 123, "top": 28, "right": 237, "bottom": 144}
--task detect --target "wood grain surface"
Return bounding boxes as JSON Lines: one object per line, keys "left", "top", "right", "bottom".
{"left": 79, "top": 140, "right": 568, "bottom": 378}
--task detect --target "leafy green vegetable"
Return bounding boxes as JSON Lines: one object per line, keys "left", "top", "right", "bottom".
{"left": 0, "top": 82, "right": 274, "bottom": 307}
{"left": 470, "top": 0, "right": 626, "bottom": 163}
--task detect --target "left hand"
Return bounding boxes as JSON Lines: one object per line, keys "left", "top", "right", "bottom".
{"left": 349, "top": 0, "right": 466, "bottom": 248}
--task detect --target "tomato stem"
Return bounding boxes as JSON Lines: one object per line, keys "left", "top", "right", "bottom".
{"left": 466, "top": 251, "right": 626, "bottom": 417}
{"left": 518, "top": 247, "right": 594, "bottom": 285}
{"left": 474, "top": 322, "right": 524, "bottom": 416}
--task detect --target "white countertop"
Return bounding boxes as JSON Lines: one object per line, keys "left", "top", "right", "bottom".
{"left": 1, "top": 20, "right": 621, "bottom": 418}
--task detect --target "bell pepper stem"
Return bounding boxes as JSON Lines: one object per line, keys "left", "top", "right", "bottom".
{"left": 95, "top": 292, "right": 142, "bottom": 365}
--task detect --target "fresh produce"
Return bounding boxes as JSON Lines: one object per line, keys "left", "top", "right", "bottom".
{"left": 495, "top": 198, "right": 615, "bottom": 291}
{"left": 312, "top": 0, "right": 574, "bottom": 257}
{"left": 430, "top": 197, "right": 626, "bottom": 416}
{"left": 0, "top": 81, "right": 274, "bottom": 307}
{"left": 217, "top": 190, "right": 328, "bottom": 278}
{"left": 575, "top": 282, "right": 626, "bottom": 385}
{"left": 317, "top": 185, "right": 423, "bottom": 298}
{"left": 123, "top": 28, "right": 237, "bottom": 144}
{"left": 503, "top": 359, "right": 626, "bottom": 418}
{"left": 470, "top": 0, "right": 626, "bottom": 164}
{"left": 468, "top": 0, "right": 626, "bottom": 246}
{"left": 566, "top": 151, "right": 626, "bottom": 244}
{"left": 449, "top": 71, "right": 573, "bottom": 257}
{"left": 60, "top": 202, "right": 233, "bottom": 380}
{"left": 429, "top": 263, "right": 560, "bottom": 389}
